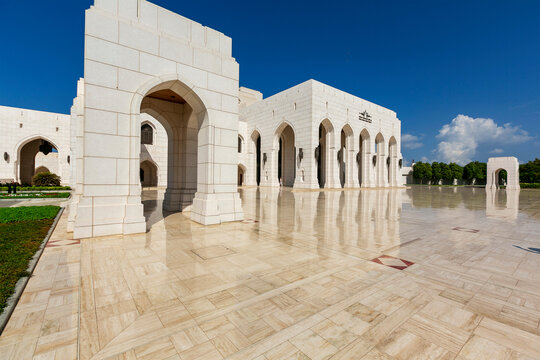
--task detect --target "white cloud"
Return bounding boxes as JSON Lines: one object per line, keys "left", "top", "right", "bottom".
{"left": 490, "top": 148, "right": 504, "bottom": 154}
{"left": 401, "top": 133, "right": 423, "bottom": 149}
{"left": 435, "top": 115, "right": 532, "bottom": 164}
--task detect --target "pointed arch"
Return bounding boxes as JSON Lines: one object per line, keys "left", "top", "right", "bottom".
{"left": 140, "top": 159, "right": 159, "bottom": 187}
{"left": 14, "top": 134, "right": 60, "bottom": 157}
{"left": 319, "top": 118, "right": 335, "bottom": 148}
{"left": 132, "top": 75, "right": 211, "bottom": 213}
{"left": 388, "top": 136, "right": 397, "bottom": 156}
{"left": 375, "top": 132, "right": 385, "bottom": 154}
{"left": 317, "top": 118, "right": 336, "bottom": 188}
{"left": 273, "top": 121, "right": 297, "bottom": 149}
{"left": 238, "top": 163, "right": 247, "bottom": 186}
{"left": 274, "top": 121, "right": 296, "bottom": 187}
{"left": 14, "top": 135, "right": 61, "bottom": 184}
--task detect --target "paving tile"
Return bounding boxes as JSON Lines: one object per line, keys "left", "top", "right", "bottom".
{"left": 289, "top": 329, "right": 338, "bottom": 360}
{"left": 191, "top": 245, "right": 236, "bottom": 260}
{"left": 1, "top": 188, "right": 540, "bottom": 359}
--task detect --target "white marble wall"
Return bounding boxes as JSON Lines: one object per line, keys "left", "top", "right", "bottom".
{"left": 34, "top": 152, "right": 59, "bottom": 175}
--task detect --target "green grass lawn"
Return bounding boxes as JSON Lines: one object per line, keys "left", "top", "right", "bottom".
{"left": 0, "top": 206, "right": 60, "bottom": 313}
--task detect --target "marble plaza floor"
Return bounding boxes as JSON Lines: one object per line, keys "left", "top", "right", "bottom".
{"left": 1, "top": 186, "right": 540, "bottom": 359}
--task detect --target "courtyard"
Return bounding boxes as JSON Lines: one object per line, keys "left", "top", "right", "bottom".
{"left": 0, "top": 186, "right": 539, "bottom": 359}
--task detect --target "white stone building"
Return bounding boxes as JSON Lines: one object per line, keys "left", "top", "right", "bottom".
{"left": 0, "top": 0, "right": 403, "bottom": 238}
{"left": 238, "top": 80, "right": 403, "bottom": 189}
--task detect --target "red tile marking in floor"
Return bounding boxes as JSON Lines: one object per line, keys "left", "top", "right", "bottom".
{"left": 371, "top": 254, "right": 415, "bottom": 270}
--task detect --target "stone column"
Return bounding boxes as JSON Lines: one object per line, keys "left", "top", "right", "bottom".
{"left": 345, "top": 147, "right": 359, "bottom": 188}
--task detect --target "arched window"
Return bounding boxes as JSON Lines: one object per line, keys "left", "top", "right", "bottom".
{"left": 141, "top": 124, "right": 153, "bottom": 145}
{"left": 238, "top": 136, "right": 242, "bottom": 153}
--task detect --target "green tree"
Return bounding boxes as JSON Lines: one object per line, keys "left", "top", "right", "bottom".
{"left": 32, "top": 172, "right": 61, "bottom": 186}
{"left": 477, "top": 162, "right": 487, "bottom": 184}
{"left": 463, "top": 161, "right": 486, "bottom": 185}
{"left": 498, "top": 169, "right": 507, "bottom": 185}
{"left": 431, "top": 162, "right": 442, "bottom": 184}
{"left": 413, "top": 162, "right": 432, "bottom": 184}
{"left": 519, "top": 158, "right": 540, "bottom": 183}
{"left": 441, "top": 163, "right": 453, "bottom": 183}
{"left": 449, "top": 162, "right": 463, "bottom": 182}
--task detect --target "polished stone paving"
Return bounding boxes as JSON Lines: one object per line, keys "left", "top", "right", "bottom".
{"left": 0, "top": 198, "right": 70, "bottom": 208}
{"left": 1, "top": 186, "right": 540, "bottom": 359}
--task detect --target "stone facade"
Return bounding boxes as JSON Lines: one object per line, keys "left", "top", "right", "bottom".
{"left": 0, "top": 0, "right": 403, "bottom": 239}
{"left": 0, "top": 105, "right": 70, "bottom": 185}
{"left": 401, "top": 165, "right": 413, "bottom": 185}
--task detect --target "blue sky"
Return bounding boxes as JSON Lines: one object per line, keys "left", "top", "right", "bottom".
{"left": 0, "top": 0, "right": 538, "bottom": 165}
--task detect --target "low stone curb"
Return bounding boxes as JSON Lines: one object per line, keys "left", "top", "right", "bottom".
{"left": 0, "top": 207, "right": 64, "bottom": 335}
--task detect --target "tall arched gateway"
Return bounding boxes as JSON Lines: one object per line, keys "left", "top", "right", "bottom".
{"left": 16, "top": 136, "right": 61, "bottom": 185}
{"left": 274, "top": 122, "right": 296, "bottom": 187}
{"left": 486, "top": 157, "right": 520, "bottom": 190}
{"left": 317, "top": 119, "right": 336, "bottom": 188}
{"left": 69, "top": 1, "right": 243, "bottom": 238}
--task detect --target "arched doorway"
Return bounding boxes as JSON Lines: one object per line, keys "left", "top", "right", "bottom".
{"left": 358, "top": 129, "right": 371, "bottom": 187}
{"left": 486, "top": 157, "right": 520, "bottom": 190}
{"left": 275, "top": 123, "right": 296, "bottom": 187}
{"left": 18, "top": 138, "right": 59, "bottom": 185}
{"left": 375, "top": 133, "right": 386, "bottom": 187}
{"left": 388, "top": 136, "right": 397, "bottom": 186}
{"left": 250, "top": 131, "right": 262, "bottom": 186}
{"left": 317, "top": 119, "right": 334, "bottom": 188}
{"left": 139, "top": 81, "right": 204, "bottom": 211}
{"left": 140, "top": 160, "right": 158, "bottom": 187}
{"left": 238, "top": 164, "right": 246, "bottom": 186}
{"left": 494, "top": 168, "right": 507, "bottom": 188}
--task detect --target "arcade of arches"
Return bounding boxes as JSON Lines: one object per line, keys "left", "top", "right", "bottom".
{"left": 238, "top": 81, "right": 404, "bottom": 190}
{"left": 240, "top": 121, "right": 402, "bottom": 190}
